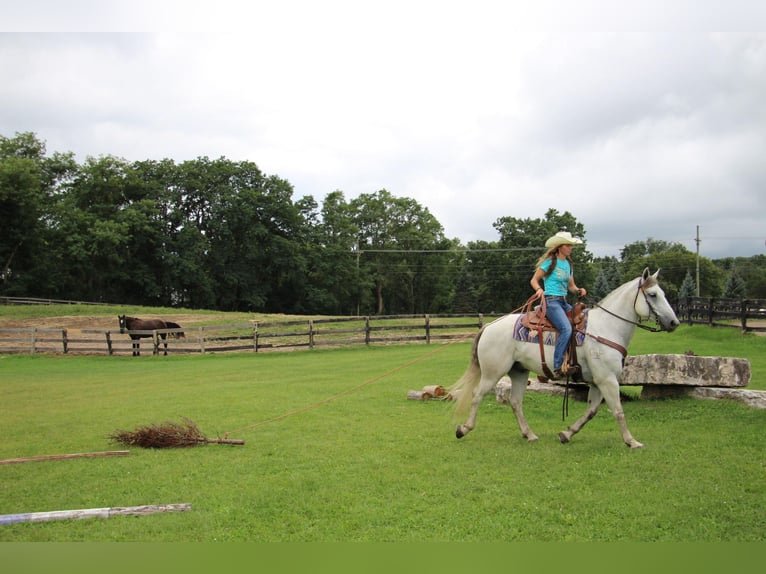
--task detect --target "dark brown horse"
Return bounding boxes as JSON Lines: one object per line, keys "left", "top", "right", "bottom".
{"left": 118, "top": 315, "right": 183, "bottom": 356}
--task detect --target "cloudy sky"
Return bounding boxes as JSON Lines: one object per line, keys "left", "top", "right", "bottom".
{"left": 2, "top": 0, "right": 765, "bottom": 259}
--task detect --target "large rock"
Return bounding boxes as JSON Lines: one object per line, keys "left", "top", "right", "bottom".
{"left": 621, "top": 354, "right": 751, "bottom": 388}
{"left": 494, "top": 355, "right": 763, "bottom": 409}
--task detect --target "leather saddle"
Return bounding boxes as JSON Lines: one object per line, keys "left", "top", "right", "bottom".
{"left": 519, "top": 295, "right": 586, "bottom": 382}
{"left": 521, "top": 298, "right": 586, "bottom": 332}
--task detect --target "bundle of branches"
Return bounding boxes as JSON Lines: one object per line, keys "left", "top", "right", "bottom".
{"left": 109, "top": 417, "right": 244, "bottom": 449}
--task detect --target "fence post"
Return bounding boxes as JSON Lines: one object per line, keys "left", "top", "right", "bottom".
{"left": 253, "top": 324, "right": 259, "bottom": 353}
{"left": 152, "top": 330, "right": 159, "bottom": 355}
{"left": 365, "top": 316, "right": 371, "bottom": 345}
{"left": 200, "top": 327, "right": 206, "bottom": 354}
{"left": 62, "top": 328, "right": 68, "bottom": 354}
{"left": 741, "top": 299, "right": 748, "bottom": 332}
{"left": 707, "top": 298, "right": 715, "bottom": 326}
{"left": 106, "top": 331, "right": 113, "bottom": 355}
{"left": 308, "top": 320, "right": 314, "bottom": 349}
{"left": 31, "top": 328, "right": 37, "bottom": 354}
{"left": 424, "top": 314, "right": 431, "bottom": 344}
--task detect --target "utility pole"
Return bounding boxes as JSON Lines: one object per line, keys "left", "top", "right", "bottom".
{"left": 695, "top": 225, "right": 701, "bottom": 297}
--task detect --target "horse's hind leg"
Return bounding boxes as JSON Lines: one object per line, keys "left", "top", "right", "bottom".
{"left": 455, "top": 373, "right": 499, "bottom": 439}
{"left": 507, "top": 370, "right": 538, "bottom": 442}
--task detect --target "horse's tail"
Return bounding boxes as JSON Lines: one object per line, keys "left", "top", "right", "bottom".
{"left": 449, "top": 326, "right": 485, "bottom": 418}
{"left": 165, "top": 321, "right": 185, "bottom": 338}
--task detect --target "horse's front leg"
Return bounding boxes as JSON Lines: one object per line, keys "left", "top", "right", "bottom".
{"left": 161, "top": 335, "right": 168, "bottom": 356}
{"left": 132, "top": 338, "right": 139, "bottom": 357}
{"left": 508, "top": 371, "right": 538, "bottom": 442}
{"left": 559, "top": 378, "right": 643, "bottom": 448}
{"left": 598, "top": 378, "right": 643, "bottom": 449}
{"left": 558, "top": 384, "right": 603, "bottom": 444}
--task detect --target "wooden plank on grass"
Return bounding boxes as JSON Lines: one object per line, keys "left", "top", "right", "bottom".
{"left": 0, "top": 503, "right": 191, "bottom": 525}
{"left": 0, "top": 450, "right": 130, "bottom": 465}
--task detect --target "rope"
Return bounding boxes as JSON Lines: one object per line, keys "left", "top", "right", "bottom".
{"left": 223, "top": 335, "right": 472, "bottom": 437}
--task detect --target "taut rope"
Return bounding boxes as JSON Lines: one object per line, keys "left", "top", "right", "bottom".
{"left": 223, "top": 334, "right": 472, "bottom": 438}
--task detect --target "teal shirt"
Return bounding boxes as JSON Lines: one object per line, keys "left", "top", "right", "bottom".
{"left": 540, "top": 258, "right": 571, "bottom": 297}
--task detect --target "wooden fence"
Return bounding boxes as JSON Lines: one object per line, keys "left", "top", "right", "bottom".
{"left": 0, "top": 296, "right": 109, "bottom": 306}
{"left": 0, "top": 314, "right": 501, "bottom": 356}
{"left": 676, "top": 297, "right": 766, "bottom": 333}
{"left": 4, "top": 296, "right": 765, "bottom": 356}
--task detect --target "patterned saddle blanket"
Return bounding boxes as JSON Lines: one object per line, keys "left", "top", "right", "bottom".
{"left": 513, "top": 309, "right": 588, "bottom": 346}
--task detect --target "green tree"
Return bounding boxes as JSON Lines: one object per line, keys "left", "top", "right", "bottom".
{"left": 202, "top": 160, "right": 305, "bottom": 312}
{"left": 451, "top": 256, "right": 478, "bottom": 313}
{"left": 0, "top": 132, "right": 77, "bottom": 295}
{"left": 304, "top": 190, "right": 367, "bottom": 315}
{"left": 48, "top": 155, "right": 158, "bottom": 303}
{"left": 714, "top": 255, "right": 766, "bottom": 299}
{"left": 723, "top": 267, "right": 747, "bottom": 299}
{"left": 590, "top": 256, "right": 622, "bottom": 300}
{"left": 349, "top": 190, "right": 453, "bottom": 315}
{"left": 592, "top": 270, "right": 611, "bottom": 301}
{"left": 621, "top": 242, "right": 724, "bottom": 301}
{"left": 678, "top": 271, "right": 697, "bottom": 299}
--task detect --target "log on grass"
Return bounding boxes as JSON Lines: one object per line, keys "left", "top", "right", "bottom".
{"left": 0, "top": 450, "right": 130, "bottom": 465}
{"left": 407, "top": 385, "right": 448, "bottom": 400}
{"left": 0, "top": 503, "right": 191, "bottom": 525}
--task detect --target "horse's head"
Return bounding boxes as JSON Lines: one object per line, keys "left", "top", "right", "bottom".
{"left": 118, "top": 315, "right": 127, "bottom": 334}
{"left": 635, "top": 268, "right": 680, "bottom": 332}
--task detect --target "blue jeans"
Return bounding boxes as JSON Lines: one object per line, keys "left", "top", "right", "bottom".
{"left": 545, "top": 297, "right": 572, "bottom": 370}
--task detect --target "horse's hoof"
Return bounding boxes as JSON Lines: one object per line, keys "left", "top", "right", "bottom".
{"left": 455, "top": 426, "right": 465, "bottom": 439}
{"left": 525, "top": 434, "right": 539, "bottom": 443}
{"left": 558, "top": 431, "right": 571, "bottom": 444}
{"left": 627, "top": 441, "right": 644, "bottom": 449}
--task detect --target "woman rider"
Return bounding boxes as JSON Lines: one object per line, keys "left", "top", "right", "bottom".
{"left": 530, "top": 231, "right": 587, "bottom": 379}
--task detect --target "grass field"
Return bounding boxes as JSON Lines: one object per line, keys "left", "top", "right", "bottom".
{"left": 0, "top": 313, "right": 764, "bottom": 542}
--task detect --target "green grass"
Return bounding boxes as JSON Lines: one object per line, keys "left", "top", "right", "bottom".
{"left": 1, "top": 324, "right": 764, "bottom": 542}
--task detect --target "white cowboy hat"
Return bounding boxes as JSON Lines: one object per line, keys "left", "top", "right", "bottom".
{"left": 545, "top": 231, "right": 583, "bottom": 248}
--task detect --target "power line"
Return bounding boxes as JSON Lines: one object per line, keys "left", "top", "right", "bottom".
{"left": 353, "top": 247, "right": 541, "bottom": 254}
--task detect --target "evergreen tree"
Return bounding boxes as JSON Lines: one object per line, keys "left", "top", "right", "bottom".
{"left": 723, "top": 267, "right": 747, "bottom": 299}
{"left": 451, "top": 260, "right": 478, "bottom": 313}
{"left": 592, "top": 269, "right": 611, "bottom": 301}
{"left": 678, "top": 271, "right": 697, "bottom": 299}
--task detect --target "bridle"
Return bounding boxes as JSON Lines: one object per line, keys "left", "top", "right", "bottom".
{"left": 591, "top": 278, "right": 665, "bottom": 333}
{"left": 574, "top": 278, "right": 664, "bottom": 361}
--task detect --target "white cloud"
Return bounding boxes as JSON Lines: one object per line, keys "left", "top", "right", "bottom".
{"left": 1, "top": 2, "right": 765, "bottom": 259}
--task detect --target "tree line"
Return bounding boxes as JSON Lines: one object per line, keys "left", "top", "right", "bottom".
{"left": 2, "top": 132, "right": 764, "bottom": 315}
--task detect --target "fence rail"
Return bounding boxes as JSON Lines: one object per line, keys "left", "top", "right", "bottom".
{"left": 676, "top": 297, "right": 766, "bottom": 333}
{"left": 0, "top": 296, "right": 110, "bottom": 306}
{"left": 0, "top": 314, "right": 501, "bottom": 356}
{"left": 4, "top": 296, "right": 765, "bottom": 356}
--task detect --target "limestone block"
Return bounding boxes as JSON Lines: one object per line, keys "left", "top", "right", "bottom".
{"left": 639, "top": 386, "right": 766, "bottom": 409}
{"left": 621, "top": 354, "right": 750, "bottom": 388}
{"left": 689, "top": 387, "right": 766, "bottom": 409}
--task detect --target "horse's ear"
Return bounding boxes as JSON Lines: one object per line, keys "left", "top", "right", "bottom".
{"left": 652, "top": 268, "right": 661, "bottom": 279}
{"left": 641, "top": 267, "right": 650, "bottom": 280}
